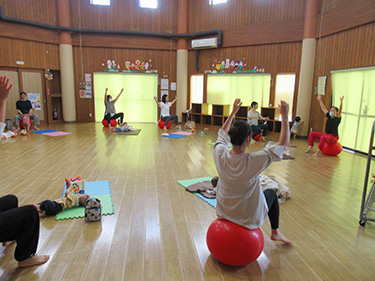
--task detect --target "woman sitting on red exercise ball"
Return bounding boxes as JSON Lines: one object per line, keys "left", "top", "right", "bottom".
{"left": 305, "top": 95, "right": 344, "bottom": 157}
{"left": 213, "top": 98, "right": 291, "bottom": 244}
{"left": 154, "top": 94, "right": 179, "bottom": 131}
{"left": 104, "top": 88, "right": 125, "bottom": 128}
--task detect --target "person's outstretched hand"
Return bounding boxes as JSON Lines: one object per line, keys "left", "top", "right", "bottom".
{"left": 316, "top": 95, "right": 321, "bottom": 101}
{"left": 0, "top": 76, "right": 13, "bottom": 104}
{"left": 232, "top": 99, "right": 242, "bottom": 115}
{"left": 278, "top": 101, "right": 289, "bottom": 118}
{"left": 340, "top": 96, "right": 344, "bottom": 102}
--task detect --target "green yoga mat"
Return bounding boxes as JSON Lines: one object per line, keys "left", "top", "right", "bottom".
{"left": 55, "top": 194, "right": 114, "bottom": 220}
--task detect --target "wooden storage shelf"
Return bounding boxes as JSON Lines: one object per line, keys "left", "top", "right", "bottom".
{"left": 46, "top": 70, "right": 63, "bottom": 123}
{"left": 183, "top": 104, "right": 288, "bottom": 133}
{"left": 202, "top": 115, "right": 212, "bottom": 125}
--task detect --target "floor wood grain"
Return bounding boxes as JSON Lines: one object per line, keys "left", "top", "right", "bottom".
{"left": 0, "top": 123, "right": 374, "bottom": 281}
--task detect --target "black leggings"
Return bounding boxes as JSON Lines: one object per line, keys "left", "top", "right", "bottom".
{"left": 0, "top": 195, "right": 40, "bottom": 261}
{"left": 105, "top": 113, "right": 124, "bottom": 125}
{"left": 263, "top": 189, "right": 279, "bottom": 229}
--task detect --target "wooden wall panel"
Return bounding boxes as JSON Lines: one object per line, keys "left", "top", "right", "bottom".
{"left": 69, "top": 0, "right": 177, "bottom": 33}
{"left": 71, "top": 34, "right": 176, "bottom": 50}
{"left": 0, "top": 0, "right": 57, "bottom": 25}
{"left": 309, "top": 22, "right": 375, "bottom": 133}
{"left": 189, "top": 0, "right": 306, "bottom": 32}
{"left": 72, "top": 47, "right": 177, "bottom": 122}
{"left": 318, "top": 0, "right": 375, "bottom": 37}
{"left": 188, "top": 42, "right": 302, "bottom": 116}
{"left": 0, "top": 37, "right": 60, "bottom": 70}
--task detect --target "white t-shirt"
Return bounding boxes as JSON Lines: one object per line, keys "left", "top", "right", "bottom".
{"left": 159, "top": 102, "right": 172, "bottom": 117}
{"left": 248, "top": 110, "right": 262, "bottom": 126}
{"left": 213, "top": 129, "right": 286, "bottom": 229}
{"left": 0, "top": 122, "right": 5, "bottom": 140}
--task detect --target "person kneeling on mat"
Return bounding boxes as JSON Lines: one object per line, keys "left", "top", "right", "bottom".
{"left": 36, "top": 184, "right": 91, "bottom": 216}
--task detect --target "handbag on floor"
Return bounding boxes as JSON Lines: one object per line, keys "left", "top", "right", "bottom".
{"left": 85, "top": 198, "right": 102, "bottom": 222}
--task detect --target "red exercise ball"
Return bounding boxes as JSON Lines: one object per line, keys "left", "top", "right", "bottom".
{"left": 206, "top": 219, "right": 264, "bottom": 266}
{"left": 253, "top": 133, "right": 261, "bottom": 141}
{"left": 321, "top": 142, "right": 342, "bottom": 156}
{"left": 102, "top": 119, "right": 117, "bottom": 127}
{"left": 20, "top": 119, "right": 33, "bottom": 129}
{"left": 158, "top": 120, "right": 172, "bottom": 129}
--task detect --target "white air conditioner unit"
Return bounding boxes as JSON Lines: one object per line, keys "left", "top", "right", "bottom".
{"left": 191, "top": 38, "right": 218, "bottom": 49}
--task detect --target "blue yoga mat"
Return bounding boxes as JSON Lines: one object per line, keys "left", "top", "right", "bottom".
{"left": 32, "top": 129, "right": 59, "bottom": 134}
{"left": 177, "top": 177, "right": 216, "bottom": 208}
{"left": 162, "top": 133, "right": 187, "bottom": 139}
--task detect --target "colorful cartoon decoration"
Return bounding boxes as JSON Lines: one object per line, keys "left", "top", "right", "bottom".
{"left": 102, "top": 59, "right": 154, "bottom": 73}
{"left": 209, "top": 57, "right": 265, "bottom": 74}
{"left": 44, "top": 71, "right": 53, "bottom": 80}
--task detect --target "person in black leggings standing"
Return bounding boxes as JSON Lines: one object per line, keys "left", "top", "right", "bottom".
{"left": 213, "top": 98, "right": 291, "bottom": 244}
{"left": 104, "top": 87, "right": 125, "bottom": 128}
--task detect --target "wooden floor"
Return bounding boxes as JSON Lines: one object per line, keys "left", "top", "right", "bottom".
{"left": 0, "top": 123, "right": 375, "bottom": 281}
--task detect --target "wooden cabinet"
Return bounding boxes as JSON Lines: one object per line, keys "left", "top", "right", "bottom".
{"left": 46, "top": 70, "right": 63, "bottom": 123}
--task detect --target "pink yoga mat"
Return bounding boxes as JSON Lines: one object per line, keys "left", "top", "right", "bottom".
{"left": 171, "top": 131, "right": 194, "bottom": 136}
{"left": 43, "top": 131, "right": 71, "bottom": 136}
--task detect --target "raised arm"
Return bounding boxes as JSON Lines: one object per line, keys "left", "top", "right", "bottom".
{"left": 153, "top": 96, "right": 160, "bottom": 106}
{"left": 222, "top": 99, "right": 242, "bottom": 134}
{"left": 277, "top": 101, "right": 290, "bottom": 146}
{"left": 171, "top": 95, "right": 178, "bottom": 105}
{"left": 114, "top": 88, "right": 124, "bottom": 103}
{"left": 316, "top": 95, "right": 328, "bottom": 115}
{"left": 65, "top": 185, "right": 73, "bottom": 197}
{"left": 104, "top": 88, "right": 108, "bottom": 104}
{"left": 0, "top": 76, "right": 13, "bottom": 124}
{"left": 338, "top": 96, "right": 344, "bottom": 118}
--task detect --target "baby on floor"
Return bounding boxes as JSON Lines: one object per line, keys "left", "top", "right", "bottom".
{"left": 111, "top": 122, "right": 134, "bottom": 133}
{"left": 36, "top": 185, "right": 91, "bottom": 216}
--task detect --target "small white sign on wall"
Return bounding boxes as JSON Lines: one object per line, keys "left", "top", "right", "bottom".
{"left": 318, "top": 76, "right": 327, "bottom": 95}
{"left": 161, "top": 79, "right": 169, "bottom": 90}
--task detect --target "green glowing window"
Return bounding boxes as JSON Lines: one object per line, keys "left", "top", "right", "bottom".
{"left": 207, "top": 74, "right": 270, "bottom": 107}
{"left": 331, "top": 67, "right": 375, "bottom": 153}
{"left": 93, "top": 72, "right": 158, "bottom": 123}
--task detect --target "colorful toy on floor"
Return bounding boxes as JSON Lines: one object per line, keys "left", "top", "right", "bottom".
{"left": 102, "top": 119, "right": 117, "bottom": 127}
{"left": 65, "top": 177, "right": 85, "bottom": 194}
{"left": 20, "top": 129, "right": 27, "bottom": 136}
{"left": 158, "top": 120, "right": 172, "bottom": 129}
{"left": 206, "top": 219, "right": 264, "bottom": 266}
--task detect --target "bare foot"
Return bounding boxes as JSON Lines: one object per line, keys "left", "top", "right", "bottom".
{"left": 18, "top": 255, "right": 50, "bottom": 268}
{"left": 251, "top": 139, "right": 256, "bottom": 142}
{"left": 304, "top": 146, "right": 313, "bottom": 153}
{"left": 312, "top": 150, "right": 321, "bottom": 157}
{"left": 2, "top": 241, "right": 15, "bottom": 247}
{"left": 261, "top": 137, "right": 266, "bottom": 142}
{"left": 271, "top": 229, "right": 292, "bottom": 244}
{"left": 33, "top": 126, "right": 39, "bottom": 131}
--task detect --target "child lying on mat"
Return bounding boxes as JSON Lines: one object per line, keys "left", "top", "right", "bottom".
{"left": 111, "top": 122, "right": 134, "bottom": 133}
{"left": 35, "top": 185, "right": 91, "bottom": 216}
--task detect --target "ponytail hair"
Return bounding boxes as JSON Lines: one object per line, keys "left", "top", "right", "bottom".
{"left": 228, "top": 119, "right": 252, "bottom": 146}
